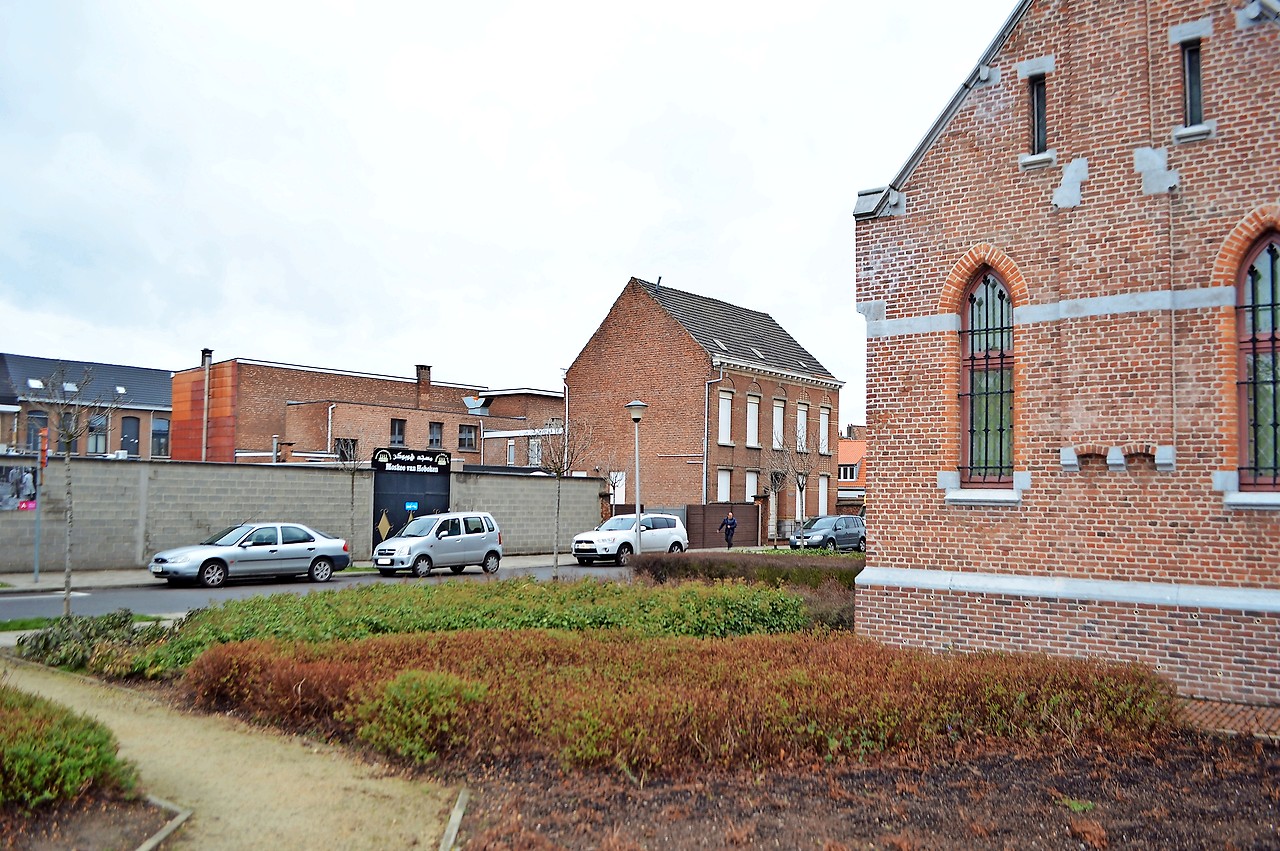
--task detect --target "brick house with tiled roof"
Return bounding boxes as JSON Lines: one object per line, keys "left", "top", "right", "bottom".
{"left": 854, "top": 0, "right": 1279, "bottom": 705}
{"left": 567, "top": 277, "right": 842, "bottom": 539}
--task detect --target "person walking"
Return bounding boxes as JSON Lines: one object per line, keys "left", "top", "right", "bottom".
{"left": 717, "top": 510, "right": 737, "bottom": 550}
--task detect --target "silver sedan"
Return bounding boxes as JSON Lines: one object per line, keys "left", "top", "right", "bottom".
{"left": 147, "top": 523, "right": 351, "bottom": 588}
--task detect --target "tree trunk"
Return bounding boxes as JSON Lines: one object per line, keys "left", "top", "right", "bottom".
{"left": 552, "top": 474, "right": 562, "bottom": 580}
{"left": 62, "top": 452, "right": 73, "bottom": 618}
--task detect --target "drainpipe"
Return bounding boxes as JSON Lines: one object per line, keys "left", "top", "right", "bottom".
{"left": 702, "top": 363, "right": 725, "bottom": 505}
{"left": 327, "top": 404, "right": 336, "bottom": 455}
{"left": 200, "top": 348, "right": 213, "bottom": 461}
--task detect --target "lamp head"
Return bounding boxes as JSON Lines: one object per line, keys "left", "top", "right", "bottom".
{"left": 625, "top": 399, "right": 649, "bottom": 423}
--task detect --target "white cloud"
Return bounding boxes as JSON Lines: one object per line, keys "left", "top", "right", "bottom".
{"left": 0, "top": 0, "right": 1019, "bottom": 423}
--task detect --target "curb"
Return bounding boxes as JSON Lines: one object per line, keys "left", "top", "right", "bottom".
{"left": 136, "top": 795, "right": 193, "bottom": 851}
{"left": 438, "top": 788, "right": 471, "bottom": 851}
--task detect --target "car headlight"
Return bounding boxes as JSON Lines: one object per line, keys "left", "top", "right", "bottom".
{"left": 166, "top": 554, "right": 191, "bottom": 564}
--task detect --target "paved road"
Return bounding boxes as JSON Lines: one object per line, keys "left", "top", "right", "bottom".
{"left": 0, "top": 554, "right": 632, "bottom": 622}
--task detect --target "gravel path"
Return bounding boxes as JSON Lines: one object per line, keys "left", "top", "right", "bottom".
{"left": 1, "top": 658, "right": 454, "bottom": 850}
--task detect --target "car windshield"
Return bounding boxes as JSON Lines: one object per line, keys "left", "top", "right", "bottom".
{"left": 397, "top": 517, "right": 439, "bottom": 537}
{"left": 800, "top": 517, "right": 836, "bottom": 531}
{"left": 202, "top": 525, "right": 252, "bottom": 546}
{"left": 597, "top": 515, "right": 639, "bottom": 532}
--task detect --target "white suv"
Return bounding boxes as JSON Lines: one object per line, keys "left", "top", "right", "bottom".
{"left": 572, "top": 513, "right": 688, "bottom": 566}
{"left": 373, "top": 511, "right": 503, "bottom": 577}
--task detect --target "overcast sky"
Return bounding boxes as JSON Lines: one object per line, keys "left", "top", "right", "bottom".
{"left": 0, "top": 0, "right": 1017, "bottom": 425}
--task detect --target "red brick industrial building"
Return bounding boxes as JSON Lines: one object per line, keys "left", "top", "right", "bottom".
{"left": 171, "top": 351, "right": 563, "bottom": 466}
{"left": 855, "top": 0, "right": 1279, "bottom": 704}
{"left": 566, "top": 278, "right": 842, "bottom": 540}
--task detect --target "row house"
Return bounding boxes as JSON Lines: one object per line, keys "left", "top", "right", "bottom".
{"left": 567, "top": 277, "right": 842, "bottom": 538}
{"left": 854, "top": 0, "right": 1279, "bottom": 704}
{"left": 0, "top": 353, "right": 173, "bottom": 460}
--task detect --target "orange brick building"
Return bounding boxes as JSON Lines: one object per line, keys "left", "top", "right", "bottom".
{"left": 171, "top": 350, "right": 563, "bottom": 466}
{"left": 855, "top": 0, "right": 1279, "bottom": 704}
{"left": 566, "top": 278, "right": 842, "bottom": 538}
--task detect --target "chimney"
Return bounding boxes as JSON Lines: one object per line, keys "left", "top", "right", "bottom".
{"left": 201, "top": 348, "right": 213, "bottom": 368}
{"left": 415, "top": 365, "right": 432, "bottom": 409}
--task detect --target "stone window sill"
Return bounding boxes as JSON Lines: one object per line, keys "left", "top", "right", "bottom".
{"left": 1018, "top": 149, "right": 1057, "bottom": 171}
{"left": 1223, "top": 491, "right": 1280, "bottom": 510}
{"left": 944, "top": 488, "right": 1022, "bottom": 507}
{"left": 1173, "top": 122, "right": 1215, "bottom": 144}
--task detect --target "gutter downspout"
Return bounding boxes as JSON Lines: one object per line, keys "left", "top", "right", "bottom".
{"left": 200, "top": 348, "right": 212, "bottom": 462}
{"left": 327, "top": 404, "right": 336, "bottom": 455}
{"left": 702, "top": 364, "right": 725, "bottom": 505}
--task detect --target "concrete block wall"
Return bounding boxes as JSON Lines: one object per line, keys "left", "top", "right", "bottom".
{"left": 450, "top": 470, "right": 603, "bottom": 556}
{"left": 0, "top": 458, "right": 599, "bottom": 572}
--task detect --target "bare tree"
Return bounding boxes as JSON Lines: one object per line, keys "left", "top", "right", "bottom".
{"left": 537, "top": 416, "right": 595, "bottom": 579}
{"left": 761, "top": 440, "right": 822, "bottom": 540}
{"left": 333, "top": 436, "right": 369, "bottom": 563}
{"left": 591, "top": 448, "right": 630, "bottom": 513}
{"left": 38, "top": 365, "right": 124, "bottom": 616}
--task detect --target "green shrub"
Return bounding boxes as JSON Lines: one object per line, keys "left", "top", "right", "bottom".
{"left": 634, "top": 550, "right": 862, "bottom": 589}
{"left": 129, "top": 579, "right": 809, "bottom": 677}
{"left": 16, "top": 610, "right": 168, "bottom": 671}
{"left": 344, "top": 670, "right": 488, "bottom": 763}
{"left": 0, "top": 683, "right": 137, "bottom": 812}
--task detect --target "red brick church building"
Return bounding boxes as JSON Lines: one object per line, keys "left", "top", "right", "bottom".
{"left": 855, "top": 0, "right": 1279, "bottom": 705}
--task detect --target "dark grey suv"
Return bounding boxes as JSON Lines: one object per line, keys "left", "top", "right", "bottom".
{"left": 789, "top": 515, "right": 866, "bottom": 552}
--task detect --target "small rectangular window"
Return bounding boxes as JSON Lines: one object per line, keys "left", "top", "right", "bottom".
{"left": 390, "top": 418, "right": 406, "bottom": 446}
{"left": 718, "top": 391, "right": 733, "bottom": 444}
{"left": 1029, "top": 75, "right": 1047, "bottom": 154}
{"left": 772, "top": 400, "right": 785, "bottom": 450}
{"left": 796, "top": 403, "right": 809, "bottom": 453}
{"left": 529, "top": 436, "right": 541, "bottom": 467}
{"left": 334, "top": 437, "right": 357, "bottom": 462}
{"left": 151, "top": 417, "right": 170, "bottom": 457}
{"left": 818, "top": 406, "right": 830, "bottom": 453}
{"left": 746, "top": 396, "right": 760, "bottom": 446}
{"left": 745, "top": 470, "right": 758, "bottom": 500}
{"left": 87, "top": 414, "right": 108, "bottom": 455}
{"left": 1183, "top": 40, "right": 1202, "bottom": 126}
{"left": 506, "top": 439, "right": 515, "bottom": 465}
{"left": 428, "top": 421, "right": 443, "bottom": 448}
{"left": 459, "top": 424, "right": 477, "bottom": 451}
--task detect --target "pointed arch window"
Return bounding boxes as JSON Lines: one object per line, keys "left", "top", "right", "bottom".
{"left": 960, "top": 270, "right": 1014, "bottom": 485}
{"left": 1238, "top": 234, "right": 1280, "bottom": 490}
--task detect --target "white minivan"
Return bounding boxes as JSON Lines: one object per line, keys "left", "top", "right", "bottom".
{"left": 572, "top": 512, "right": 688, "bottom": 565}
{"left": 373, "top": 511, "right": 503, "bottom": 577}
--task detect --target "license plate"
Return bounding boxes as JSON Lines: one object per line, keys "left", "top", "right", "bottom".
{"left": 375, "top": 558, "right": 392, "bottom": 566}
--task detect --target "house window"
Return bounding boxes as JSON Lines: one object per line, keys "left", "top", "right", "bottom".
{"left": 428, "top": 421, "right": 443, "bottom": 448}
{"left": 818, "top": 474, "right": 829, "bottom": 514}
{"left": 390, "top": 418, "right": 406, "bottom": 447}
{"left": 960, "top": 270, "right": 1014, "bottom": 485}
{"left": 818, "top": 406, "right": 830, "bottom": 453}
{"left": 1238, "top": 234, "right": 1279, "bottom": 490}
{"left": 746, "top": 396, "right": 760, "bottom": 446}
{"left": 25, "top": 411, "right": 47, "bottom": 453}
{"left": 529, "top": 436, "right": 541, "bottom": 467}
{"left": 334, "top": 437, "right": 357, "bottom": 462}
{"left": 718, "top": 391, "right": 733, "bottom": 444}
{"left": 87, "top": 415, "right": 107, "bottom": 455}
{"left": 506, "top": 439, "right": 515, "bottom": 466}
{"left": 796, "top": 403, "right": 809, "bottom": 452}
{"left": 745, "top": 470, "right": 759, "bottom": 500}
{"left": 1182, "top": 40, "right": 1202, "bottom": 126}
{"left": 151, "top": 417, "right": 170, "bottom": 457}
{"left": 772, "top": 400, "right": 785, "bottom": 449}
{"left": 717, "top": 468, "right": 731, "bottom": 502}
{"left": 58, "top": 413, "right": 77, "bottom": 455}
{"left": 459, "top": 424, "right": 478, "bottom": 451}
{"left": 1029, "top": 75, "right": 1047, "bottom": 154}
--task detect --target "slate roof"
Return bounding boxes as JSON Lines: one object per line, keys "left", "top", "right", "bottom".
{"left": 634, "top": 278, "right": 840, "bottom": 384}
{"left": 0, "top": 353, "right": 174, "bottom": 411}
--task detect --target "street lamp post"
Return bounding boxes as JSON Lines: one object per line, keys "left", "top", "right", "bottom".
{"left": 625, "top": 400, "right": 648, "bottom": 564}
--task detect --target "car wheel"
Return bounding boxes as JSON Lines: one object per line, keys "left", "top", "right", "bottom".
{"left": 198, "top": 560, "right": 227, "bottom": 589}
{"left": 615, "top": 544, "right": 633, "bottom": 567}
{"left": 668, "top": 542, "right": 684, "bottom": 553}
{"left": 856, "top": 537, "right": 866, "bottom": 552}
{"left": 308, "top": 557, "right": 334, "bottom": 583}
{"left": 377, "top": 568, "right": 397, "bottom": 577}
{"left": 576, "top": 558, "right": 591, "bottom": 565}
{"left": 824, "top": 539, "right": 837, "bottom": 552}
{"left": 450, "top": 565, "right": 465, "bottom": 574}
{"left": 412, "top": 555, "right": 433, "bottom": 578}
{"left": 482, "top": 552, "right": 500, "bottom": 574}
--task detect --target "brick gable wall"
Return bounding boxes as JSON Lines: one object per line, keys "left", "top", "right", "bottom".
{"left": 855, "top": 0, "right": 1280, "bottom": 704}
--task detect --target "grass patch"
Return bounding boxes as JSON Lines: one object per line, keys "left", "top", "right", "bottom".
{"left": 0, "top": 614, "right": 160, "bottom": 633}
